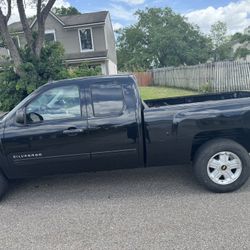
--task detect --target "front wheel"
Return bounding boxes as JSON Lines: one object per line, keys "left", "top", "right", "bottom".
{"left": 194, "top": 139, "right": 250, "bottom": 193}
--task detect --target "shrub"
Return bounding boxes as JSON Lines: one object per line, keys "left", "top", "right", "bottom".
{"left": 0, "top": 42, "right": 101, "bottom": 111}
{"left": 200, "top": 82, "right": 213, "bottom": 93}
{"left": 67, "top": 64, "right": 102, "bottom": 78}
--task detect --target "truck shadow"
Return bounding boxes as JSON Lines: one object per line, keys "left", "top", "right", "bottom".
{"left": 4, "top": 164, "right": 250, "bottom": 203}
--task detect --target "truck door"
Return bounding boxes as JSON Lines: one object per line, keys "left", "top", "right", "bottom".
{"left": 85, "top": 79, "right": 141, "bottom": 170}
{"left": 2, "top": 84, "right": 91, "bottom": 177}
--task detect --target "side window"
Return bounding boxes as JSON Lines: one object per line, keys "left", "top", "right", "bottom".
{"left": 26, "top": 85, "right": 81, "bottom": 123}
{"left": 78, "top": 28, "right": 93, "bottom": 51}
{"left": 45, "top": 30, "right": 56, "bottom": 43}
{"left": 91, "top": 83, "right": 124, "bottom": 117}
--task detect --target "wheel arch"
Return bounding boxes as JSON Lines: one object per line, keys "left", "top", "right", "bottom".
{"left": 191, "top": 128, "right": 250, "bottom": 161}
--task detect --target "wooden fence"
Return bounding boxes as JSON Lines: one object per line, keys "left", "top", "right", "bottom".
{"left": 133, "top": 71, "right": 153, "bottom": 86}
{"left": 152, "top": 61, "right": 250, "bottom": 92}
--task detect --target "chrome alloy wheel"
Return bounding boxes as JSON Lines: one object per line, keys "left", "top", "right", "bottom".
{"left": 207, "top": 151, "right": 242, "bottom": 185}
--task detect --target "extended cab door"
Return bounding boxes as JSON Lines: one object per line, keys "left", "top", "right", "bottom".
{"left": 85, "top": 78, "right": 142, "bottom": 170}
{"left": 2, "top": 84, "right": 90, "bottom": 177}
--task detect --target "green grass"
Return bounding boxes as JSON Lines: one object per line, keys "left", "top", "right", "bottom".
{"left": 139, "top": 86, "right": 198, "bottom": 100}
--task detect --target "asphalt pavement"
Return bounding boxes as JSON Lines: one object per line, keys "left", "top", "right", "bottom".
{"left": 0, "top": 164, "right": 250, "bottom": 250}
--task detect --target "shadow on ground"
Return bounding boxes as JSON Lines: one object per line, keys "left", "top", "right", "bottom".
{"left": 5, "top": 165, "right": 204, "bottom": 202}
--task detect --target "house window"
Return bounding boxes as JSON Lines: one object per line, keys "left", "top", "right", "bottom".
{"left": 45, "top": 30, "right": 56, "bottom": 43}
{"left": 78, "top": 28, "right": 93, "bottom": 51}
{"left": 12, "top": 36, "right": 20, "bottom": 48}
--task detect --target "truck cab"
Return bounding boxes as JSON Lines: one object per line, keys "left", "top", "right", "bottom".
{"left": 0, "top": 75, "right": 144, "bottom": 179}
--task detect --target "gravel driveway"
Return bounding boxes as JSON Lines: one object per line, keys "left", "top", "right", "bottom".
{"left": 0, "top": 165, "right": 250, "bottom": 250}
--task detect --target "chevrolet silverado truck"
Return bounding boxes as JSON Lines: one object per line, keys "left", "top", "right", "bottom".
{"left": 0, "top": 75, "right": 250, "bottom": 198}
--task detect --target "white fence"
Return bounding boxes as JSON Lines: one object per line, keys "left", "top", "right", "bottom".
{"left": 152, "top": 61, "right": 250, "bottom": 92}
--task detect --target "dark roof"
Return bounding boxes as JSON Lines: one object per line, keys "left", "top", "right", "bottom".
{"left": 64, "top": 50, "right": 107, "bottom": 61}
{"left": 8, "top": 11, "right": 108, "bottom": 32}
{"left": 59, "top": 11, "right": 108, "bottom": 26}
{"left": 8, "top": 18, "right": 34, "bottom": 32}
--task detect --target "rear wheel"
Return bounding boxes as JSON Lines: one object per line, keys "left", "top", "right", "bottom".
{"left": 0, "top": 171, "right": 8, "bottom": 199}
{"left": 194, "top": 139, "right": 250, "bottom": 192}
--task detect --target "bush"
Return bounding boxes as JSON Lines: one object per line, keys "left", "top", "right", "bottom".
{"left": 0, "top": 68, "right": 27, "bottom": 111}
{"left": 200, "top": 82, "right": 213, "bottom": 93}
{"left": 67, "top": 64, "right": 102, "bottom": 78}
{"left": 0, "top": 42, "right": 101, "bottom": 111}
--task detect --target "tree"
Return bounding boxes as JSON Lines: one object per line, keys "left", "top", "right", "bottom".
{"left": 53, "top": 6, "right": 80, "bottom": 16}
{"left": 0, "top": 43, "right": 101, "bottom": 111}
{"left": 210, "top": 21, "right": 227, "bottom": 48}
{"left": 116, "top": 7, "right": 212, "bottom": 71}
{"left": 209, "top": 21, "right": 232, "bottom": 61}
{"left": 234, "top": 47, "right": 250, "bottom": 60}
{"left": 231, "top": 32, "right": 250, "bottom": 43}
{"left": 231, "top": 33, "right": 250, "bottom": 59}
{"left": 0, "top": 2, "right": 100, "bottom": 111}
{"left": 0, "top": 42, "right": 67, "bottom": 110}
{"left": 0, "top": 0, "right": 57, "bottom": 74}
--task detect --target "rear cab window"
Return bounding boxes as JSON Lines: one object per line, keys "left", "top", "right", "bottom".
{"left": 90, "top": 82, "right": 125, "bottom": 118}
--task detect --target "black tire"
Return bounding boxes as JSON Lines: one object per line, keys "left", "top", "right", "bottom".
{"left": 0, "top": 171, "right": 8, "bottom": 200}
{"left": 194, "top": 138, "right": 250, "bottom": 193}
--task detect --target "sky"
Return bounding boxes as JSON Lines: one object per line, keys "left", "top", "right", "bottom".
{"left": 5, "top": 0, "right": 250, "bottom": 35}
{"left": 69, "top": 0, "right": 250, "bottom": 34}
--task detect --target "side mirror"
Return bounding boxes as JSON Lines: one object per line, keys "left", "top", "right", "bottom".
{"left": 16, "top": 109, "right": 25, "bottom": 124}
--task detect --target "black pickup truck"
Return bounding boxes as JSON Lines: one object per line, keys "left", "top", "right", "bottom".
{"left": 0, "top": 75, "right": 250, "bottom": 198}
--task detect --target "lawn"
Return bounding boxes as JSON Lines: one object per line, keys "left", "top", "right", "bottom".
{"left": 139, "top": 86, "right": 198, "bottom": 100}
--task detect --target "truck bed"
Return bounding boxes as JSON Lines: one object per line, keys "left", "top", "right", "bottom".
{"left": 144, "top": 91, "right": 250, "bottom": 108}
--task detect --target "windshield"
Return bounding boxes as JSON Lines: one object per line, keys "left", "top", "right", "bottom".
{"left": 0, "top": 112, "right": 8, "bottom": 120}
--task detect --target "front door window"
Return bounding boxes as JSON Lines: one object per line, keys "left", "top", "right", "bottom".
{"left": 26, "top": 85, "right": 81, "bottom": 123}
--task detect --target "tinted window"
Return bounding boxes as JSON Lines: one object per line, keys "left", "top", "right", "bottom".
{"left": 91, "top": 83, "right": 124, "bottom": 117}
{"left": 26, "top": 85, "right": 81, "bottom": 122}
